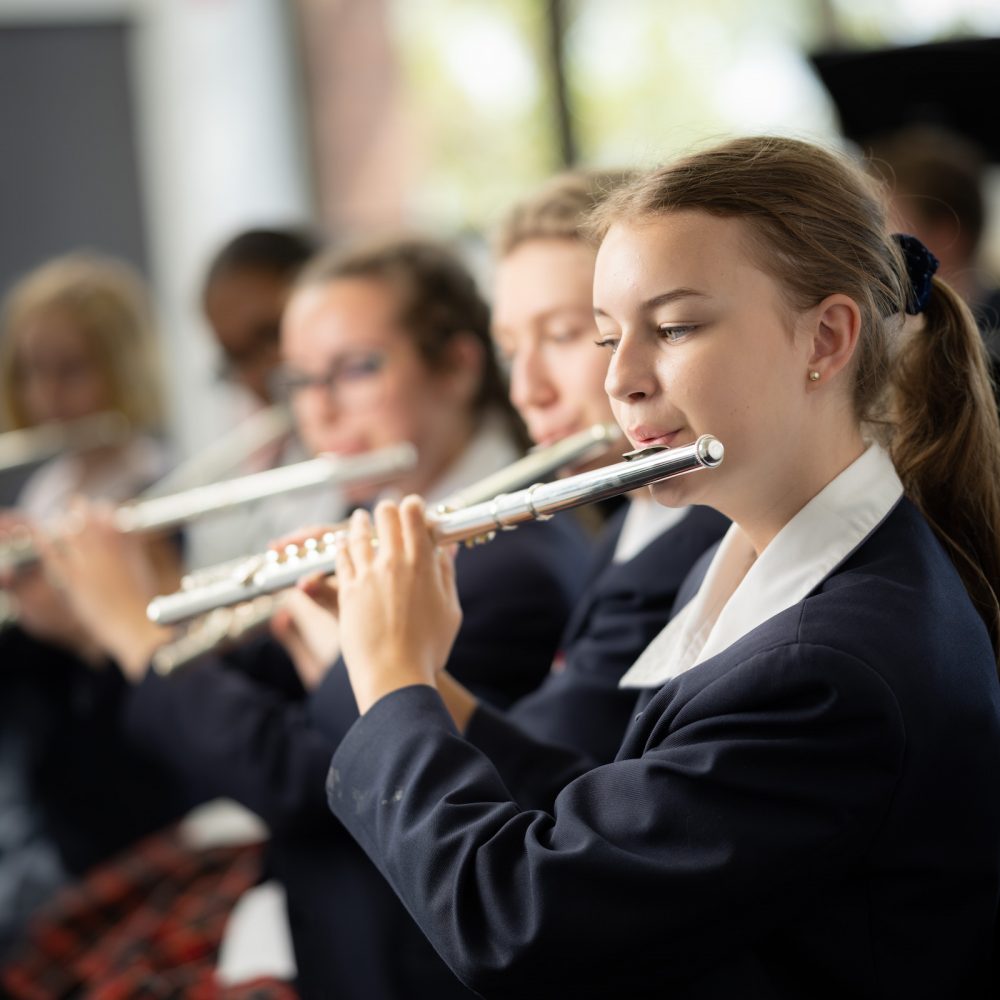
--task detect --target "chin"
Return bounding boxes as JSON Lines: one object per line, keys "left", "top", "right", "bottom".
{"left": 649, "top": 478, "right": 697, "bottom": 510}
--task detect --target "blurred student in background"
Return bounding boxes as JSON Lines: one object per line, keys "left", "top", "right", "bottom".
{"left": 867, "top": 125, "right": 1000, "bottom": 351}
{"left": 0, "top": 253, "right": 190, "bottom": 960}
{"left": 472, "top": 168, "right": 729, "bottom": 762}
{"left": 30, "top": 237, "right": 587, "bottom": 998}
{"left": 183, "top": 227, "right": 322, "bottom": 570}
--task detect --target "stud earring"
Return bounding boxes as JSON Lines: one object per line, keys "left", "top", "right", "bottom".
{"left": 808, "top": 370, "right": 820, "bottom": 382}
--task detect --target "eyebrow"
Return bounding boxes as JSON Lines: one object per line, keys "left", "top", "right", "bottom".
{"left": 594, "top": 287, "right": 709, "bottom": 318}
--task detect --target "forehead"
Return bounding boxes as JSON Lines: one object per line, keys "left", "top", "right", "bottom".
{"left": 206, "top": 268, "right": 288, "bottom": 314}
{"left": 16, "top": 307, "right": 92, "bottom": 357}
{"left": 493, "top": 238, "right": 596, "bottom": 325}
{"left": 595, "top": 211, "right": 757, "bottom": 291}
{"left": 282, "top": 278, "right": 409, "bottom": 356}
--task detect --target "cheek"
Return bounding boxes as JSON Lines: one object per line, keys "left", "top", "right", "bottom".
{"left": 372, "top": 375, "right": 434, "bottom": 444}
{"left": 575, "top": 350, "right": 612, "bottom": 395}
{"left": 559, "top": 348, "right": 612, "bottom": 409}
{"left": 291, "top": 394, "right": 338, "bottom": 452}
{"left": 83, "top": 375, "right": 113, "bottom": 409}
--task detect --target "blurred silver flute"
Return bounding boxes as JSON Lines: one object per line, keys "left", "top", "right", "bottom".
{"left": 0, "top": 443, "right": 418, "bottom": 574}
{"left": 0, "top": 412, "right": 131, "bottom": 473}
{"left": 137, "top": 404, "right": 294, "bottom": 500}
{"left": 147, "top": 433, "right": 724, "bottom": 628}
{"left": 150, "top": 421, "right": 625, "bottom": 673}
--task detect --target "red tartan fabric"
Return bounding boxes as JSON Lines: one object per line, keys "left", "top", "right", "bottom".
{"left": 0, "top": 822, "right": 298, "bottom": 1000}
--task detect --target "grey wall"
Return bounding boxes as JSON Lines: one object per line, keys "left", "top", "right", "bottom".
{"left": 0, "top": 20, "right": 147, "bottom": 299}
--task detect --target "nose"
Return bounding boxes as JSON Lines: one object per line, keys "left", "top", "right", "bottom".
{"left": 509, "top": 342, "right": 558, "bottom": 413}
{"left": 604, "top": 331, "right": 655, "bottom": 404}
{"left": 293, "top": 382, "right": 342, "bottom": 434}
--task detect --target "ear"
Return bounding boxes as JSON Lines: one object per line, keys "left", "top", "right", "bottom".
{"left": 806, "top": 294, "right": 862, "bottom": 382}
{"left": 439, "top": 332, "right": 485, "bottom": 405}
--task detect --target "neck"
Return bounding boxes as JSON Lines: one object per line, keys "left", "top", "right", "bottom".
{"left": 725, "top": 422, "right": 867, "bottom": 557}
{"left": 403, "top": 414, "right": 478, "bottom": 498}
{"left": 74, "top": 441, "right": 129, "bottom": 481}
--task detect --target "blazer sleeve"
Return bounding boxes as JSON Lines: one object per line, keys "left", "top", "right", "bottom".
{"left": 463, "top": 508, "right": 729, "bottom": 803}
{"left": 125, "top": 652, "right": 335, "bottom": 836}
{"left": 327, "top": 642, "right": 905, "bottom": 997}
{"left": 471, "top": 558, "right": 673, "bottom": 776}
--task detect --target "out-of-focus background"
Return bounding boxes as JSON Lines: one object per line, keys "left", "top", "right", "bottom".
{"left": 1, "top": 0, "right": 999, "bottom": 465}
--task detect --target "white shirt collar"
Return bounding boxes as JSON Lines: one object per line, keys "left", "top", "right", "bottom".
{"left": 619, "top": 443, "right": 903, "bottom": 688}
{"left": 381, "top": 410, "right": 520, "bottom": 506}
{"left": 612, "top": 498, "right": 690, "bottom": 564}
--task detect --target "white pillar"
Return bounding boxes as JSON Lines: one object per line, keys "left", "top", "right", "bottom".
{"left": 130, "top": 0, "right": 314, "bottom": 458}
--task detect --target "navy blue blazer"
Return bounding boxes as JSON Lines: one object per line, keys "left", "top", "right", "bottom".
{"left": 327, "top": 499, "right": 1000, "bottom": 999}
{"left": 124, "top": 515, "right": 589, "bottom": 1000}
{"left": 0, "top": 628, "right": 193, "bottom": 877}
{"left": 465, "top": 504, "right": 729, "bottom": 807}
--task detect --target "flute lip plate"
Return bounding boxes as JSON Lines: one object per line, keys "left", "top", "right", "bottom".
{"left": 622, "top": 444, "right": 671, "bottom": 461}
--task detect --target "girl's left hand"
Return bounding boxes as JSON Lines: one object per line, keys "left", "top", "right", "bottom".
{"left": 39, "top": 500, "right": 172, "bottom": 680}
{"left": 271, "top": 587, "right": 342, "bottom": 690}
{"left": 335, "top": 496, "right": 461, "bottom": 714}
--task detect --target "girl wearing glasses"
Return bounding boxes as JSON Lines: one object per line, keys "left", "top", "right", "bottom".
{"left": 39, "top": 238, "right": 588, "bottom": 998}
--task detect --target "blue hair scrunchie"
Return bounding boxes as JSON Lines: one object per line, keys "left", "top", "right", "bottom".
{"left": 893, "top": 233, "right": 939, "bottom": 315}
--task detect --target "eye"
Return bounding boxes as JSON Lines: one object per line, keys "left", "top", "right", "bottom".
{"left": 593, "top": 337, "right": 619, "bottom": 354}
{"left": 545, "top": 326, "right": 584, "bottom": 345}
{"left": 657, "top": 324, "right": 696, "bottom": 343}
{"left": 339, "top": 353, "right": 386, "bottom": 380}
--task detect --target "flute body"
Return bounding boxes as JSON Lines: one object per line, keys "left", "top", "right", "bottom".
{"left": 0, "top": 443, "right": 418, "bottom": 574}
{"left": 149, "top": 421, "right": 625, "bottom": 672}
{"left": 0, "top": 412, "right": 131, "bottom": 473}
{"left": 147, "top": 434, "right": 724, "bottom": 627}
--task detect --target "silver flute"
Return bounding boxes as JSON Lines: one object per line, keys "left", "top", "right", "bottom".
{"left": 0, "top": 412, "right": 131, "bottom": 473}
{"left": 147, "top": 433, "right": 724, "bottom": 628}
{"left": 0, "top": 443, "right": 418, "bottom": 574}
{"left": 149, "top": 421, "right": 625, "bottom": 672}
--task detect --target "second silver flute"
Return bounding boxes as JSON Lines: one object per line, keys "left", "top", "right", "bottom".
{"left": 0, "top": 443, "right": 418, "bottom": 574}
{"left": 147, "top": 434, "right": 724, "bottom": 626}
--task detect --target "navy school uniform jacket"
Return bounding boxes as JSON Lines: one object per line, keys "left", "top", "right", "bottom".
{"left": 461, "top": 504, "right": 729, "bottom": 806}
{"left": 327, "top": 498, "right": 1000, "bottom": 999}
{"left": 0, "top": 627, "right": 194, "bottom": 877}
{"left": 292, "top": 504, "right": 728, "bottom": 998}
{"left": 123, "top": 515, "right": 588, "bottom": 1000}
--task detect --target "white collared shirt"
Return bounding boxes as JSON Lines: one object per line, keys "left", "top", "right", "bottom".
{"left": 619, "top": 444, "right": 904, "bottom": 688}
{"left": 403, "top": 410, "right": 520, "bottom": 506}
{"left": 612, "top": 497, "right": 690, "bottom": 564}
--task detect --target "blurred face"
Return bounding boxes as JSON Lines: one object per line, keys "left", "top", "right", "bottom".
{"left": 15, "top": 309, "right": 112, "bottom": 424}
{"left": 595, "top": 212, "right": 815, "bottom": 519}
{"left": 204, "top": 267, "right": 288, "bottom": 404}
{"left": 492, "top": 238, "right": 613, "bottom": 447}
{"left": 280, "top": 278, "right": 475, "bottom": 489}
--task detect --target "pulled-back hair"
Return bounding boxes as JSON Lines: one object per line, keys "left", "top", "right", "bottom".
{"left": 203, "top": 227, "right": 320, "bottom": 295}
{"left": 589, "top": 135, "right": 1000, "bottom": 660}
{"left": 0, "top": 252, "right": 162, "bottom": 431}
{"left": 296, "top": 237, "right": 527, "bottom": 448}
{"left": 495, "top": 168, "right": 638, "bottom": 257}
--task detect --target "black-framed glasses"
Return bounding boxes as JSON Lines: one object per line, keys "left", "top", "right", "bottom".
{"left": 268, "top": 351, "right": 388, "bottom": 402}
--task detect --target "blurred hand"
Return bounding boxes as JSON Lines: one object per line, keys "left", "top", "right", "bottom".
{"left": 268, "top": 522, "right": 343, "bottom": 617}
{"left": 0, "top": 510, "right": 101, "bottom": 659}
{"left": 270, "top": 587, "right": 342, "bottom": 690}
{"left": 38, "top": 500, "right": 172, "bottom": 680}
{"left": 334, "top": 497, "right": 461, "bottom": 714}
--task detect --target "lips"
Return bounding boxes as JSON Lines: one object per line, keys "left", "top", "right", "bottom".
{"left": 626, "top": 426, "right": 684, "bottom": 449}
{"left": 530, "top": 425, "right": 581, "bottom": 448}
{"left": 317, "top": 440, "right": 370, "bottom": 457}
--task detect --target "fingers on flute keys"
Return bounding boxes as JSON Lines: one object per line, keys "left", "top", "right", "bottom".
{"left": 398, "top": 495, "right": 429, "bottom": 565}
